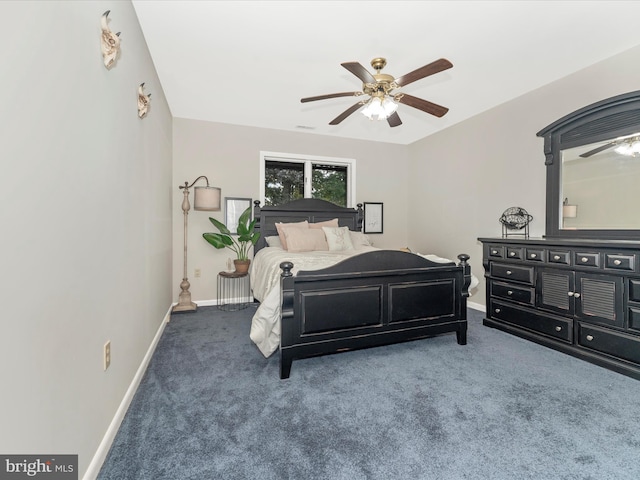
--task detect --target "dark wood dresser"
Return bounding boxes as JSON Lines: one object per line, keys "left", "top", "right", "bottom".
{"left": 479, "top": 237, "right": 640, "bottom": 379}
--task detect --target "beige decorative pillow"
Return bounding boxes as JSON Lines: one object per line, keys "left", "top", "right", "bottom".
{"left": 275, "top": 221, "right": 309, "bottom": 250}
{"left": 284, "top": 228, "right": 329, "bottom": 253}
{"left": 322, "top": 226, "right": 355, "bottom": 251}
{"left": 349, "top": 231, "right": 372, "bottom": 249}
{"left": 309, "top": 218, "right": 339, "bottom": 229}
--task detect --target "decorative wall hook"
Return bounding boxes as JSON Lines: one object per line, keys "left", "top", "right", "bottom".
{"left": 101, "top": 10, "right": 121, "bottom": 69}
{"left": 138, "top": 83, "right": 151, "bottom": 118}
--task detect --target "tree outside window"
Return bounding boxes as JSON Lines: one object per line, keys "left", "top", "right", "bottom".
{"left": 264, "top": 160, "right": 349, "bottom": 207}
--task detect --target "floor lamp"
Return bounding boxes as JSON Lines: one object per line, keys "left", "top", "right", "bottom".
{"left": 172, "top": 175, "right": 221, "bottom": 314}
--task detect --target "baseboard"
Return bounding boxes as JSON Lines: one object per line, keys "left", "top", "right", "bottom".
{"left": 467, "top": 300, "right": 485, "bottom": 313}
{"left": 195, "top": 299, "right": 218, "bottom": 307}
{"left": 83, "top": 305, "right": 172, "bottom": 480}
{"left": 195, "top": 298, "right": 251, "bottom": 308}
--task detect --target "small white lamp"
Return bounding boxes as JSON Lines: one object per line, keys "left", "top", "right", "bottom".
{"left": 562, "top": 198, "right": 577, "bottom": 228}
{"left": 173, "top": 176, "right": 221, "bottom": 314}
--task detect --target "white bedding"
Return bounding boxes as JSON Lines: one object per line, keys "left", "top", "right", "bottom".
{"left": 249, "top": 246, "right": 377, "bottom": 357}
{"left": 249, "top": 247, "right": 479, "bottom": 358}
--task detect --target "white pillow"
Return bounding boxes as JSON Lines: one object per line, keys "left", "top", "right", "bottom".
{"left": 265, "top": 236, "right": 282, "bottom": 248}
{"left": 349, "top": 231, "right": 372, "bottom": 249}
{"left": 284, "top": 228, "right": 329, "bottom": 253}
{"left": 322, "top": 226, "right": 355, "bottom": 251}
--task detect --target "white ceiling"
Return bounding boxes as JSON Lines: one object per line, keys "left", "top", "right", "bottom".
{"left": 132, "top": 0, "right": 640, "bottom": 145}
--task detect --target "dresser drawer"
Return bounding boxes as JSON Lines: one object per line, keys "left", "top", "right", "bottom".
{"left": 628, "top": 306, "right": 640, "bottom": 333}
{"left": 490, "top": 300, "right": 572, "bottom": 342}
{"left": 488, "top": 245, "right": 504, "bottom": 258}
{"left": 605, "top": 254, "right": 635, "bottom": 271}
{"left": 578, "top": 323, "right": 640, "bottom": 365}
{"left": 490, "top": 281, "right": 534, "bottom": 305}
{"left": 506, "top": 247, "right": 524, "bottom": 260}
{"left": 575, "top": 252, "right": 600, "bottom": 268}
{"left": 548, "top": 250, "right": 571, "bottom": 265}
{"left": 630, "top": 279, "right": 640, "bottom": 302}
{"left": 490, "top": 263, "right": 534, "bottom": 284}
{"left": 525, "top": 248, "right": 544, "bottom": 262}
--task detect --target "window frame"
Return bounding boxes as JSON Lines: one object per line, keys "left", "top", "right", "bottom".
{"left": 259, "top": 151, "right": 356, "bottom": 207}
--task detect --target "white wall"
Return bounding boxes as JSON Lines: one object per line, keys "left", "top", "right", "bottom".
{"left": 407, "top": 44, "right": 640, "bottom": 306}
{"left": 172, "top": 119, "right": 410, "bottom": 302}
{"left": 0, "top": 2, "right": 172, "bottom": 477}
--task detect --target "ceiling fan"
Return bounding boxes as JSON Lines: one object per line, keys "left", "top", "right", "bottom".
{"left": 301, "top": 57, "right": 453, "bottom": 128}
{"left": 579, "top": 134, "right": 640, "bottom": 158}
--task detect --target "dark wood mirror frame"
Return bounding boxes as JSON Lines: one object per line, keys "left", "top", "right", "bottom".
{"left": 537, "top": 90, "right": 640, "bottom": 239}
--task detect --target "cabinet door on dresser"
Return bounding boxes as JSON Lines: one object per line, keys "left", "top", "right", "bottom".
{"left": 575, "top": 273, "right": 623, "bottom": 328}
{"left": 537, "top": 268, "right": 574, "bottom": 316}
{"left": 537, "top": 268, "right": 623, "bottom": 328}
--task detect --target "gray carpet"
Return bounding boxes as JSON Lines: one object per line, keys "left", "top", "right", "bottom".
{"left": 98, "top": 305, "right": 640, "bottom": 480}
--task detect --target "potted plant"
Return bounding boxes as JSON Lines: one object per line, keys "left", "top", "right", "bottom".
{"left": 202, "top": 206, "right": 260, "bottom": 274}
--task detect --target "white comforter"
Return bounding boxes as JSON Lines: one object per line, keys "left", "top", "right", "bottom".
{"left": 249, "top": 246, "right": 377, "bottom": 357}
{"left": 249, "top": 247, "right": 478, "bottom": 358}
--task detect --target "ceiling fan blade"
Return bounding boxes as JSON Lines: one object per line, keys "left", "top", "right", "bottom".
{"left": 329, "top": 102, "right": 364, "bottom": 125}
{"left": 579, "top": 142, "right": 617, "bottom": 158}
{"left": 397, "top": 93, "right": 449, "bottom": 117}
{"left": 301, "top": 92, "right": 361, "bottom": 103}
{"left": 341, "top": 62, "right": 376, "bottom": 84}
{"left": 394, "top": 58, "right": 453, "bottom": 87}
{"left": 387, "top": 111, "right": 402, "bottom": 128}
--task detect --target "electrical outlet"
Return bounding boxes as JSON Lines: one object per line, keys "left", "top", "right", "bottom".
{"left": 104, "top": 341, "right": 111, "bottom": 371}
{"left": 194, "top": 268, "right": 201, "bottom": 278}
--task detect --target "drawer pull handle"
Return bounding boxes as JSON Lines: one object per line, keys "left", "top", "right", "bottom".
{"left": 530, "top": 253, "right": 537, "bottom": 258}
{"left": 614, "top": 259, "right": 622, "bottom": 266}
{"left": 507, "top": 290, "right": 513, "bottom": 295}
{"left": 510, "top": 252, "right": 516, "bottom": 257}
{"left": 492, "top": 250, "right": 498, "bottom": 255}
{"left": 506, "top": 270, "right": 512, "bottom": 275}
{"left": 581, "top": 257, "right": 589, "bottom": 263}
{"left": 568, "top": 291, "right": 574, "bottom": 297}
{"left": 586, "top": 335, "right": 594, "bottom": 341}
{"left": 553, "top": 255, "right": 560, "bottom": 260}
{"left": 555, "top": 326, "right": 562, "bottom": 332}
{"left": 495, "top": 308, "right": 501, "bottom": 313}
{"left": 574, "top": 293, "right": 581, "bottom": 298}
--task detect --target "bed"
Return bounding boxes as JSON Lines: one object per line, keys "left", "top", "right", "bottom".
{"left": 249, "top": 198, "right": 473, "bottom": 379}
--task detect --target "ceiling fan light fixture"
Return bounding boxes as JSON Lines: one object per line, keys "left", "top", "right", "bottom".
{"left": 361, "top": 96, "right": 398, "bottom": 121}
{"left": 615, "top": 143, "right": 632, "bottom": 155}
{"left": 614, "top": 138, "right": 640, "bottom": 156}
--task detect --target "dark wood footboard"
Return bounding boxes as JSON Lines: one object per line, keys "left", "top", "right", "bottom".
{"left": 278, "top": 250, "right": 471, "bottom": 379}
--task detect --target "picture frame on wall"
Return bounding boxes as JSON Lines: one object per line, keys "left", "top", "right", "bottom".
{"left": 225, "top": 197, "right": 252, "bottom": 234}
{"left": 363, "top": 202, "right": 383, "bottom": 234}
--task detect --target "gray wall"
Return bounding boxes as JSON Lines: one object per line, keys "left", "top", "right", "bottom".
{"left": 172, "top": 119, "right": 410, "bottom": 302}
{"left": 407, "top": 44, "right": 640, "bottom": 305}
{"left": 0, "top": 2, "right": 172, "bottom": 477}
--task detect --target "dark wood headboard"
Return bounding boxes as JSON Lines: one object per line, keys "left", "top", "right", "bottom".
{"left": 253, "top": 198, "right": 363, "bottom": 253}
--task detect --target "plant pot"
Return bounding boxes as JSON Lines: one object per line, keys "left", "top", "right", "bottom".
{"left": 233, "top": 259, "right": 251, "bottom": 275}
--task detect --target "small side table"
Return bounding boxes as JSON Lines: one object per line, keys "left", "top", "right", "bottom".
{"left": 217, "top": 271, "right": 250, "bottom": 311}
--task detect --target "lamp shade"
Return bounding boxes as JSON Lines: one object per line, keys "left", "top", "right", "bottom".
{"left": 194, "top": 186, "right": 221, "bottom": 211}
{"left": 563, "top": 205, "right": 577, "bottom": 218}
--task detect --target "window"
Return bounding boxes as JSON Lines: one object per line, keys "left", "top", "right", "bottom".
{"left": 260, "top": 152, "right": 356, "bottom": 207}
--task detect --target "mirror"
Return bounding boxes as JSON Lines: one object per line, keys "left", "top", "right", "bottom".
{"left": 538, "top": 90, "right": 640, "bottom": 239}
{"left": 561, "top": 132, "right": 640, "bottom": 230}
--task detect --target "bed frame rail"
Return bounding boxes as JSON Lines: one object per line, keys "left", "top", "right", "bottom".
{"left": 278, "top": 251, "right": 471, "bottom": 378}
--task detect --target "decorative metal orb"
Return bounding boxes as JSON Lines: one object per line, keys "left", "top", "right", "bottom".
{"left": 499, "top": 207, "right": 533, "bottom": 230}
